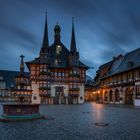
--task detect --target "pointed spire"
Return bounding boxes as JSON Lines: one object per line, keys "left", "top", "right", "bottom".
{"left": 20, "top": 54, "right": 25, "bottom": 74}
{"left": 54, "top": 22, "right": 61, "bottom": 43}
{"left": 70, "top": 17, "right": 77, "bottom": 53}
{"left": 42, "top": 12, "right": 49, "bottom": 48}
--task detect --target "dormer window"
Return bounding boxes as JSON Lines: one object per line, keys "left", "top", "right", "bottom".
{"left": 55, "top": 59, "right": 58, "bottom": 65}
{"left": 127, "top": 61, "right": 134, "bottom": 68}
{"left": 69, "top": 68, "right": 80, "bottom": 77}
{"left": 56, "top": 45, "right": 62, "bottom": 54}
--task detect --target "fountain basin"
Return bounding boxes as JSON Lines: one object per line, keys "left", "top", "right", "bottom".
{"left": 0, "top": 103, "right": 44, "bottom": 122}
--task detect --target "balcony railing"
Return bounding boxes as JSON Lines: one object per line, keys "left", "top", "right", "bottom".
{"left": 69, "top": 87, "right": 80, "bottom": 91}
{"left": 13, "top": 93, "right": 32, "bottom": 97}
{"left": 69, "top": 73, "right": 80, "bottom": 77}
{"left": 102, "top": 79, "right": 137, "bottom": 87}
{"left": 39, "top": 71, "right": 51, "bottom": 76}
{"left": 15, "top": 80, "right": 30, "bottom": 85}
{"left": 39, "top": 93, "right": 50, "bottom": 97}
{"left": 68, "top": 93, "right": 79, "bottom": 97}
{"left": 32, "top": 76, "right": 85, "bottom": 83}
{"left": 39, "top": 86, "right": 51, "bottom": 90}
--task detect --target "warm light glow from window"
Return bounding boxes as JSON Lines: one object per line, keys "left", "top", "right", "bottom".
{"left": 56, "top": 45, "right": 62, "bottom": 54}
{"left": 97, "top": 91, "right": 100, "bottom": 94}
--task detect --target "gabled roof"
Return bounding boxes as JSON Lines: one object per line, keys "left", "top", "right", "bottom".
{"left": 70, "top": 17, "right": 77, "bottom": 53}
{"left": 112, "top": 48, "right": 140, "bottom": 74}
{"left": 95, "top": 54, "right": 124, "bottom": 81}
{"left": 98, "top": 48, "right": 140, "bottom": 80}
{"left": 99, "top": 61, "right": 113, "bottom": 77}
{"left": 26, "top": 58, "right": 40, "bottom": 70}
{"left": 79, "top": 61, "right": 89, "bottom": 69}
{"left": 99, "top": 61, "right": 112, "bottom": 69}
{"left": 26, "top": 57, "right": 40, "bottom": 64}
{"left": 26, "top": 42, "right": 89, "bottom": 69}
{"left": 49, "top": 42, "right": 69, "bottom": 68}
{"left": 26, "top": 16, "right": 88, "bottom": 69}
{"left": 109, "top": 54, "right": 123, "bottom": 74}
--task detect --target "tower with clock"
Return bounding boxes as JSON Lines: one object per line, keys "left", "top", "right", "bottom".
{"left": 26, "top": 14, "right": 89, "bottom": 104}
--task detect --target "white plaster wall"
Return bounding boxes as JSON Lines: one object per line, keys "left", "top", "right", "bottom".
{"left": 78, "top": 84, "right": 84, "bottom": 104}
{"left": 31, "top": 82, "right": 41, "bottom": 104}
{"left": 50, "top": 84, "right": 55, "bottom": 97}
{"left": 27, "top": 86, "right": 31, "bottom": 90}
{"left": 122, "top": 88, "right": 126, "bottom": 104}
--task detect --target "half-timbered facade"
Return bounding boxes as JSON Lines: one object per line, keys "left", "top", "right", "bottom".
{"left": 26, "top": 16, "right": 88, "bottom": 104}
{"left": 94, "top": 48, "right": 140, "bottom": 106}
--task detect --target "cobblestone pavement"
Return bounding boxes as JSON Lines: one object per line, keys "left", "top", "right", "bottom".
{"left": 0, "top": 103, "right": 140, "bottom": 140}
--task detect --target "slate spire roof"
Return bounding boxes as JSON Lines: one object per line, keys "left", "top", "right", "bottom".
{"left": 96, "top": 48, "right": 140, "bottom": 80}
{"left": 20, "top": 54, "right": 25, "bottom": 74}
{"left": 42, "top": 12, "right": 49, "bottom": 48}
{"left": 70, "top": 17, "right": 77, "bottom": 54}
{"left": 39, "top": 12, "right": 51, "bottom": 64}
{"left": 26, "top": 15, "right": 88, "bottom": 69}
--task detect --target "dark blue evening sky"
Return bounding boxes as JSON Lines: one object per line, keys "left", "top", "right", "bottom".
{"left": 0, "top": 0, "right": 140, "bottom": 77}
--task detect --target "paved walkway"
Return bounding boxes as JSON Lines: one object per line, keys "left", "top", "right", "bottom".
{"left": 0, "top": 103, "right": 140, "bottom": 140}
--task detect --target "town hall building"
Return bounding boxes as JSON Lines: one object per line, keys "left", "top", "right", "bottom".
{"left": 26, "top": 15, "right": 89, "bottom": 104}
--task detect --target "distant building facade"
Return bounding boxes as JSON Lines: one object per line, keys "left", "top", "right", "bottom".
{"left": 0, "top": 73, "right": 10, "bottom": 101}
{"left": 0, "top": 70, "right": 18, "bottom": 102}
{"left": 26, "top": 16, "right": 88, "bottom": 104}
{"left": 0, "top": 15, "right": 89, "bottom": 104}
{"left": 0, "top": 68, "right": 31, "bottom": 102}
{"left": 84, "top": 75, "right": 94, "bottom": 101}
{"left": 0, "top": 69, "right": 91, "bottom": 104}
{"left": 94, "top": 48, "right": 140, "bottom": 106}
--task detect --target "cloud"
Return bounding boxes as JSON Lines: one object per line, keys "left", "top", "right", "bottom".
{"left": 0, "top": 0, "right": 140, "bottom": 77}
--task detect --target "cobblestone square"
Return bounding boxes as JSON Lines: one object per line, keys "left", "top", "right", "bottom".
{"left": 0, "top": 103, "right": 140, "bottom": 140}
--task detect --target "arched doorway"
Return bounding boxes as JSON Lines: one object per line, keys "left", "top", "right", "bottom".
{"left": 125, "top": 87, "right": 133, "bottom": 105}
{"left": 104, "top": 91, "right": 108, "bottom": 102}
{"left": 54, "top": 86, "right": 65, "bottom": 104}
{"left": 109, "top": 90, "right": 113, "bottom": 102}
{"left": 115, "top": 89, "right": 120, "bottom": 102}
